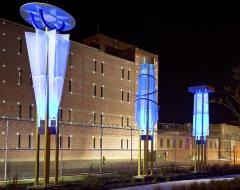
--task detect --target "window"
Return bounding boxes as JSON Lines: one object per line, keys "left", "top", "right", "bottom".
{"left": 69, "top": 52, "right": 72, "bottom": 67}
{"left": 179, "top": 140, "right": 182, "bottom": 148}
{"left": 101, "top": 86, "right": 104, "bottom": 98}
{"left": 17, "top": 37, "right": 22, "bottom": 55}
{"left": 121, "top": 90, "right": 124, "bottom": 101}
{"left": 127, "top": 117, "right": 129, "bottom": 127}
{"left": 101, "top": 62, "right": 104, "bottom": 74}
{"left": 173, "top": 139, "right": 176, "bottom": 148}
{"left": 92, "top": 137, "right": 96, "bottom": 149}
{"left": 59, "top": 108, "right": 63, "bottom": 121}
{"left": 127, "top": 139, "right": 129, "bottom": 149}
{"left": 121, "top": 116, "right": 123, "bottom": 126}
{"left": 100, "top": 113, "right": 103, "bottom": 125}
{"left": 121, "top": 67, "right": 124, "bottom": 79}
{"left": 121, "top": 139, "right": 123, "bottom": 149}
{"left": 215, "top": 141, "right": 217, "bottom": 149}
{"left": 127, "top": 91, "right": 130, "bottom": 102}
{"left": 210, "top": 141, "right": 212, "bottom": 149}
{"left": 17, "top": 133, "right": 21, "bottom": 149}
{"left": 93, "top": 59, "right": 97, "bottom": 73}
{"left": 29, "top": 134, "right": 33, "bottom": 149}
{"left": 69, "top": 80, "right": 72, "bottom": 92}
{"left": 59, "top": 135, "right": 62, "bottom": 149}
{"left": 128, "top": 70, "right": 130, "bottom": 80}
{"left": 93, "top": 112, "right": 96, "bottom": 125}
{"left": 29, "top": 105, "right": 32, "bottom": 120}
{"left": 18, "top": 68, "right": 22, "bottom": 85}
{"left": 167, "top": 139, "right": 170, "bottom": 148}
{"left": 100, "top": 137, "right": 102, "bottom": 148}
{"left": 29, "top": 73, "right": 33, "bottom": 86}
{"left": 17, "top": 102, "right": 21, "bottom": 118}
{"left": 69, "top": 109, "right": 72, "bottom": 123}
{"left": 160, "top": 139, "right": 163, "bottom": 147}
{"left": 68, "top": 135, "right": 72, "bottom": 149}
{"left": 93, "top": 84, "right": 96, "bottom": 97}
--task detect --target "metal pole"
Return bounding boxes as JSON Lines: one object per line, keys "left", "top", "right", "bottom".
{"left": 44, "top": 27, "right": 50, "bottom": 186}
{"left": 144, "top": 62, "right": 150, "bottom": 176}
{"left": 60, "top": 124, "right": 63, "bottom": 176}
{"left": 138, "top": 129, "right": 141, "bottom": 176}
{"left": 130, "top": 127, "right": 133, "bottom": 176}
{"left": 55, "top": 114, "right": 59, "bottom": 184}
{"left": 4, "top": 119, "right": 9, "bottom": 181}
{"left": 174, "top": 126, "right": 176, "bottom": 172}
{"left": 100, "top": 125, "right": 103, "bottom": 173}
{"left": 150, "top": 130, "right": 154, "bottom": 175}
{"left": 35, "top": 113, "right": 40, "bottom": 185}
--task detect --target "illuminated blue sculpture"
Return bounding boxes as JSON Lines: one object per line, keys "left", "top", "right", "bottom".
{"left": 20, "top": 2, "right": 75, "bottom": 132}
{"left": 135, "top": 64, "right": 158, "bottom": 134}
{"left": 188, "top": 85, "right": 214, "bottom": 141}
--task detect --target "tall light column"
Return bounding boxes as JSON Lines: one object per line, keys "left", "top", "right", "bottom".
{"left": 135, "top": 61, "right": 159, "bottom": 176}
{"left": 188, "top": 85, "right": 214, "bottom": 172}
{"left": 20, "top": 2, "right": 75, "bottom": 185}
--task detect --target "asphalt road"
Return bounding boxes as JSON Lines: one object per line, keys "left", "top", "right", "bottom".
{"left": 113, "top": 174, "right": 240, "bottom": 190}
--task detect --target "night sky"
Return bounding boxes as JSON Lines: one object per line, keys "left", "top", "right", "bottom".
{"left": 1, "top": 1, "right": 239, "bottom": 124}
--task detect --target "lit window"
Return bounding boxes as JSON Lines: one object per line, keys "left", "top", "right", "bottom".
{"left": 215, "top": 141, "right": 217, "bottom": 149}
{"left": 92, "top": 136, "right": 96, "bottom": 149}
{"left": 68, "top": 135, "right": 72, "bottom": 149}
{"left": 18, "top": 68, "right": 22, "bottom": 85}
{"left": 17, "top": 133, "right": 21, "bottom": 149}
{"left": 93, "top": 84, "right": 96, "bottom": 97}
{"left": 17, "top": 37, "right": 22, "bottom": 55}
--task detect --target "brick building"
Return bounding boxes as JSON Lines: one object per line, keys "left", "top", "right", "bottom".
{"left": 0, "top": 18, "right": 158, "bottom": 177}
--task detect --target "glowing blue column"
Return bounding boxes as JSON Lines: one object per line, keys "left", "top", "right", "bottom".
{"left": 188, "top": 85, "right": 214, "bottom": 141}
{"left": 21, "top": 2, "right": 76, "bottom": 133}
{"left": 135, "top": 63, "right": 159, "bottom": 134}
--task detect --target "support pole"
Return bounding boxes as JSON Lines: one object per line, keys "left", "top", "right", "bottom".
{"left": 35, "top": 114, "right": 40, "bottom": 185}
{"left": 143, "top": 140, "right": 148, "bottom": 175}
{"left": 150, "top": 133, "right": 154, "bottom": 175}
{"left": 138, "top": 130, "right": 141, "bottom": 176}
{"left": 55, "top": 115, "right": 59, "bottom": 184}
{"left": 204, "top": 140, "right": 207, "bottom": 170}
{"left": 44, "top": 27, "right": 50, "bottom": 186}
{"left": 4, "top": 119, "right": 9, "bottom": 181}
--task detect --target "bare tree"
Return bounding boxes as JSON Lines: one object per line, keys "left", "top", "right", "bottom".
{"left": 211, "top": 65, "right": 240, "bottom": 125}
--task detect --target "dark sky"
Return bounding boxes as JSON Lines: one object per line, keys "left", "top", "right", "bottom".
{"left": 1, "top": 1, "right": 239, "bottom": 124}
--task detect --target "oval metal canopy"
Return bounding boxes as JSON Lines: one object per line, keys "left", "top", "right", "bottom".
{"left": 20, "top": 2, "right": 76, "bottom": 32}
